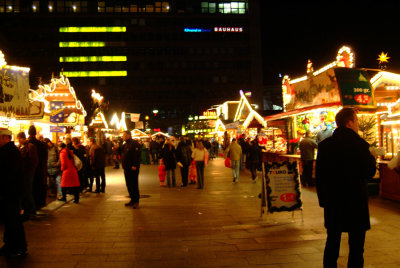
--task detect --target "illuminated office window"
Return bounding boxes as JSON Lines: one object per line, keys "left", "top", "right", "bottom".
{"left": 122, "top": 6, "right": 129, "bottom": 12}
{"left": 59, "top": 41, "right": 106, "bottom": 47}
{"left": 218, "top": 2, "right": 247, "bottom": 14}
{"left": 59, "top": 26, "right": 126, "bottom": 33}
{"left": 59, "top": 56, "right": 127, "bottom": 62}
{"left": 62, "top": 71, "right": 128, "bottom": 77}
{"left": 48, "top": 1, "right": 54, "bottom": 12}
{"left": 146, "top": 4, "right": 154, "bottom": 13}
{"left": 98, "top": 1, "right": 105, "bottom": 12}
{"left": 114, "top": 6, "right": 121, "bottom": 12}
{"left": 130, "top": 4, "right": 137, "bottom": 12}
{"left": 155, "top": 1, "right": 161, "bottom": 12}
{"left": 162, "top": 2, "right": 169, "bottom": 13}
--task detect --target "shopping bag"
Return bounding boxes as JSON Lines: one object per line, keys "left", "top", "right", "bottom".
{"left": 224, "top": 157, "right": 231, "bottom": 168}
{"left": 158, "top": 159, "right": 166, "bottom": 182}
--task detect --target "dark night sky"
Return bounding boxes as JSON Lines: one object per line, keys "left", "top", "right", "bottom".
{"left": 260, "top": 1, "right": 400, "bottom": 85}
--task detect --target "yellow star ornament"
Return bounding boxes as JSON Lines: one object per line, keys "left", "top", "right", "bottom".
{"left": 377, "top": 52, "right": 390, "bottom": 64}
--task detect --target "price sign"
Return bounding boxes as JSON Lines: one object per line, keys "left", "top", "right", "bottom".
{"left": 335, "top": 68, "right": 375, "bottom": 108}
{"left": 264, "top": 161, "right": 302, "bottom": 213}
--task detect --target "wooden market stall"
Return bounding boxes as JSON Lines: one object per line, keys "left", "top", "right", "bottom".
{"left": 262, "top": 46, "right": 379, "bottom": 186}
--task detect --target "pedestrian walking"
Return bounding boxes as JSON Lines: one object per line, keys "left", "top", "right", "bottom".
{"left": 299, "top": 130, "right": 318, "bottom": 187}
{"left": 192, "top": 141, "right": 208, "bottom": 189}
{"left": 316, "top": 108, "right": 376, "bottom": 268}
{"left": 150, "top": 138, "right": 160, "bottom": 164}
{"left": 58, "top": 143, "right": 80, "bottom": 203}
{"left": 225, "top": 138, "right": 242, "bottom": 182}
{"left": 176, "top": 136, "right": 192, "bottom": 187}
{"left": 88, "top": 138, "right": 106, "bottom": 193}
{"left": 246, "top": 139, "right": 262, "bottom": 181}
{"left": 0, "top": 128, "right": 28, "bottom": 257}
{"left": 121, "top": 131, "right": 141, "bottom": 209}
{"left": 27, "top": 125, "right": 48, "bottom": 209}
{"left": 161, "top": 138, "right": 177, "bottom": 187}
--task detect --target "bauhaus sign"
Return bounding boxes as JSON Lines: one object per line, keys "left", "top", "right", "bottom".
{"left": 214, "top": 27, "right": 243, "bottom": 32}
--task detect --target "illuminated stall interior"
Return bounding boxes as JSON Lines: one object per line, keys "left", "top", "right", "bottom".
{"left": 264, "top": 46, "right": 358, "bottom": 154}
{"left": 371, "top": 71, "right": 400, "bottom": 158}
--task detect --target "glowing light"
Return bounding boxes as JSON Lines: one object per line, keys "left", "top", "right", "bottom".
{"left": 59, "top": 42, "right": 106, "bottom": 48}
{"left": 91, "top": 89, "right": 104, "bottom": 103}
{"left": 29, "top": 75, "right": 86, "bottom": 117}
{"left": 110, "top": 112, "right": 127, "bottom": 131}
{"left": 0, "top": 50, "right": 6, "bottom": 66}
{"left": 59, "top": 56, "right": 127, "bottom": 62}
{"left": 62, "top": 71, "right": 127, "bottom": 77}
{"left": 377, "top": 52, "right": 390, "bottom": 64}
{"left": 59, "top": 27, "right": 127, "bottom": 33}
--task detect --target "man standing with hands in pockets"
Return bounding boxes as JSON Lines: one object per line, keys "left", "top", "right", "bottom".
{"left": 121, "top": 131, "right": 141, "bottom": 209}
{"left": 316, "top": 108, "right": 376, "bottom": 267}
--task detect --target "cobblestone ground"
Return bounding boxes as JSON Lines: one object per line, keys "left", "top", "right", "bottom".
{"left": 1, "top": 157, "right": 400, "bottom": 267}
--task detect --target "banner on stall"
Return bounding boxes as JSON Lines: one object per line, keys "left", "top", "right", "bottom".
{"left": 0, "top": 67, "right": 30, "bottom": 116}
{"left": 135, "top": 121, "right": 144, "bottom": 129}
{"left": 334, "top": 68, "right": 375, "bottom": 108}
{"left": 50, "top": 126, "right": 65, "bottom": 133}
{"left": 264, "top": 161, "right": 302, "bottom": 213}
{"left": 50, "top": 101, "right": 65, "bottom": 123}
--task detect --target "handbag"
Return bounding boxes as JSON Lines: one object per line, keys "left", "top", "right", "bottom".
{"left": 224, "top": 157, "right": 231, "bottom": 168}
{"left": 73, "top": 154, "right": 83, "bottom": 171}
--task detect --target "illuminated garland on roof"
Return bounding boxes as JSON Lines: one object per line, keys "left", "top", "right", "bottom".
{"left": 29, "top": 75, "right": 87, "bottom": 117}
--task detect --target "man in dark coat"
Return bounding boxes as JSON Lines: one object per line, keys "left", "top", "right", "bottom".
{"left": 316, "top": 108, "right": 376, "bottom": 267}
{"left": 121, "top": 131, "right": 141, "bottom": 209}
{"left": 27, "top": 125, "right": 48, "bottom": 209}
{"left": 0, "top": 129, "right": 27, "bottom": 257}
{"left": 176, "top": 136, "right": 192, "bottom": 187}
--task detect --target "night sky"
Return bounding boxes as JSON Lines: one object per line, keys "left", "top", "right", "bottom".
{"left": 260, "top": 1, "right": 400, "bottom": 84}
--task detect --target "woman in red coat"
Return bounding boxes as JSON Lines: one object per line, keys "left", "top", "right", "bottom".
{"left": 58, "top": 143, "right": 80, "bottom": 203}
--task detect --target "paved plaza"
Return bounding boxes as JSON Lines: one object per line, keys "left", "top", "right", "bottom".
{"left": 1, "top": 157, "right": 400, "bottom": 267}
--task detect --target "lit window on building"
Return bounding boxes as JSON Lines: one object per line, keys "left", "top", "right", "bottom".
{"left": 217, "top": 2, "right": 247, "bottom": 14}
{"left": 32, "top": 1, "right": 39, "bottom": 12}
{"left": 98, "top": 1, "right": 105, "bottom": 12}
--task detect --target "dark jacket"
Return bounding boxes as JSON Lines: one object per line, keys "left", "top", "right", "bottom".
{"left": 316, "top": 127, "right": 376, "bottom": 231}
{"left": 176, "top": 141, "right": 192, "bottom": 166}
{"left": 0, "top": 141, "right": 24, "bottom": 201}
{"left": 121, "top": 138, "right": 141, "bottom": 170}
{"left": 47, "top": 145, "right": 60, "bottom": 176}
{"left": 89, "top": 143, "right": 106, "bottom": 170}
{"left": 161, "top": 144, "right": 177, "bottom": 170}
{"left": 247, "top": 143, "right": 261, "bottom": 164}
{"left": 28, "top": 136, "right": 48, "bottom": 180}
{"left": 299, "top": 137, "right": 318, "bottom": 161}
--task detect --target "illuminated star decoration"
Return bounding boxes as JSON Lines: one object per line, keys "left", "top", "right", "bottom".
{"left": 377, "top": 52, "right": 390, "bottom": 64}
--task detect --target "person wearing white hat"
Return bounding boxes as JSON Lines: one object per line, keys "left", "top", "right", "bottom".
{"left": 0, "top": 128, "right": 28, "bottom": 257}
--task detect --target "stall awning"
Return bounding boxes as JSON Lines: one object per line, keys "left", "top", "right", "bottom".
{"left": 264, "top": 102, "right": 341, "bottom": 121}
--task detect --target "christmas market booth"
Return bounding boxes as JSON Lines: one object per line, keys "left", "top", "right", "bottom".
{"left": 28, "top": 75, "right": 87, "bottom": 142}
{"left": 370, "top": 70, "right": 400, "bottom": 201}
{"left": 262, "top": 46, "right": 379, "bottom": 181}
{"left": 0, "top": 50, "right": 45, "bottom": 137}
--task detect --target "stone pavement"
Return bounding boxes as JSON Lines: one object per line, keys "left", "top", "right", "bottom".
{"left": 1, "top": 157, "right": 400, "bottom": 267}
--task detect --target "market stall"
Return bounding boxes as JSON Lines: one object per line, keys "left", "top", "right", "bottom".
{"left": 28, "top": 75, "right": 87, "bottom": 142}
{"left": 262, "top": 46, "right": 377, "bottom": 180}
{"left": 0, "top": 50, "right": 45, "bottom": 137}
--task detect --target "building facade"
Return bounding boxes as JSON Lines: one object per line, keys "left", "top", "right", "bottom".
{"left": 0, "top": 0, "right": 262, "bottom": 127}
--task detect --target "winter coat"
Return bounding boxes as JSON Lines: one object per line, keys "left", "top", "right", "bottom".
{"left": 225, "top": 141, "right": 242, "bottom": 161}
{"left": 299, "top": 137, "right": 318, "bottom": 161}
{"left": 89, "top": 143, "right": 106, "bottom": 170}
{"left": 161, "top": 145, "right": 177, "bottom": 170}
{"left": 19, "top": 142, "right": 39, "bottom": 176}
{"left": 60, "top": 148, "right": 80, "bottom": 188}
{"left": 0, "top": 141, "right": 24, "bottom": 201}
{"left": 316, "top": 127, "right": 376, "bottom": 231}
{"left": 247, "top": 144, "right": 261, "bottom": 164}
{"left": 121, "top": 138, "right": 141, "bottom": 170}
{"left": 47, "top": 145, "right": 60, "bottom": 176}
{"left": 176, "top": 141, "right": 192, "bottom": 166}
